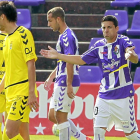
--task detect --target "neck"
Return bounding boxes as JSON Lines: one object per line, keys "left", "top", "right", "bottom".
{"left": 59, "top": 22, "right": 67, "bottom": 34}
{"left": 5, "top": 22, "right": 18, "bottom": 34}
{"left": 1, "top": 31, "right": 6, "bottom": 34}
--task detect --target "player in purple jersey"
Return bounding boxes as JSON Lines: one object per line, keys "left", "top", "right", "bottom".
{"left": 40, "top": 15, "right": 140, "bottom": 140}
{"left": 44, "top": 7, "right": 92, "bottom": 140}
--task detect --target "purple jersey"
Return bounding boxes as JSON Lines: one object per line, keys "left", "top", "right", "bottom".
{"left": 81, "top": 34, "right": 135, "bottom": 99}
{"left": 55, "top": 27, "right": 80, "bottom": 87}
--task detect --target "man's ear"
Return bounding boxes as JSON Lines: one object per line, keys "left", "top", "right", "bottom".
{"left": 0, "top": 14, "right": 5, "bottom": 20}
{"left": 116, "top": 26, "right": 119, "bottom": 32}
{"left": 56, "top": 17, "right": 61, "bottom": 23}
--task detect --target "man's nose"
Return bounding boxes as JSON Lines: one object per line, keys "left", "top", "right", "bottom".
{"left": 48, "top": 22, "right": 50, "bottom": 27}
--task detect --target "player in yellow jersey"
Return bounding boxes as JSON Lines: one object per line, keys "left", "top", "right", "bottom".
{"left": 0, "top": 31, "right": 7, "bottom": 140}
{"left": 0, "top": 1, "right": 39, "bottom": 140}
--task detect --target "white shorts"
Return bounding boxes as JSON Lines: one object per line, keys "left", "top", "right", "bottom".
{"left": 49, "top": 84, "right": 79, "bottom": 112}
{"left": 93, "top": 96, "right": 138, "bottom": 133}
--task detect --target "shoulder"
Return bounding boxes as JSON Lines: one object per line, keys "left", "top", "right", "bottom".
{"left": 59, "top": 28, "right": 76, "bottom": 47}
{"left": 14, "top": 26, "right": 33, "bottom": 46}
{"left": 116, "top": 34, "right": 133, "bottom": 47}
{"left": 16, "top": 26, "right": 31, "bottom": 36}
{"left": 117, "top": 34, "right": 130, "bottom": 42}
{"left": 16, "top": 26, "right": 33, "bottom": 42}
{"left": 62, "top": 28, "right": 76, "bottom": 40}
{"left": 91, "top": 38, "right": 106, "bottom": 49}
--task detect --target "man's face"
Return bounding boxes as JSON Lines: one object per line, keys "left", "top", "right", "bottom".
{"left": 47, "top": 13, "right": 60, "bottom": 32}
{"left": 0, "top": 14, "right": 5, "bottom": 31}
{"left": 101, "top": 21, "right": 118, "bottom": 43}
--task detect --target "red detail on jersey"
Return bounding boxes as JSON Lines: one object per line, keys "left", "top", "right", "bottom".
{"left": 100, "top": 52, "right": 107, "bottom": 54}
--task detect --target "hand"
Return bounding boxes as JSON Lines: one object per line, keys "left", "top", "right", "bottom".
{"left": 40, "top": 46, "right": 58, "bottom": 59}
{"left": 67, "top": 85, "right": 75, "bottom": 99}
{"left": 44, "top": 79, "right": 52, "bottom": 91}
{"left": 125, "top": 46, "right": 135, "bottom": 60}
{"left": 27, "top": 93, "right": 39, "bottom": 112}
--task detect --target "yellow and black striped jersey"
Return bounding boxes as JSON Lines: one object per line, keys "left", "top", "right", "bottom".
{"left": 3, "top": 26, "right": 37, "bottom": 99}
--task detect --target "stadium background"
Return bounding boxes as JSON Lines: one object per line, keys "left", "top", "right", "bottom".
{"left": 5, "top": 0, "right": 140, "bottom": 139}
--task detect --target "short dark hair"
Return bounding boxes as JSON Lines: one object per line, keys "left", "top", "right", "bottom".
{"left": 0, "top": 1, "right": 17, "bottom": 22}
{"left": 47, "top": 7, "right": 65, "bottom": 22}
{"left": 101, "top": 15, "right": 118, "bottom": 27}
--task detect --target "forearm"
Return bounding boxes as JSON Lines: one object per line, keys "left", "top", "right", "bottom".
{"left": 27, "top": 60, "right": 36, "bottom": 95}
{"left": 58, "top": 54, "right": 86, "bottom": 65}
{"left": 129, "top": 54, "right": 138, "bottom": 64}
{"left": 48, "top": 67, "right": 56, "bottom": 81}
{"left": 66, "top": 63, "right": 73, "bottom": 86}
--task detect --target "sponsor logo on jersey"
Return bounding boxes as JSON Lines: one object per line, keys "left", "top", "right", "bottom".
{"left": 102, "top": 59, "right": 120, "bottom": 69}
{"left": 25, "top": 47, "right": 32, "bottom": 54}
{"left": 121, "top": 121, "right": 129, "bottom": 128}
{"left": 100, "top": 51, "right": 107, "bottom": 54}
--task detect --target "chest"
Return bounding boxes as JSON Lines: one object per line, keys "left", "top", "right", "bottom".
{"left": 3, "top": 36, "right": 21, "bottom": 56}
{"left": 98, "top": 44, "right": 125, "bottom": 61}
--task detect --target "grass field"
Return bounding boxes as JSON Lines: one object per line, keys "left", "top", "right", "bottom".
{"left": 30, "top": 135, "right": 127, "bottom": 140}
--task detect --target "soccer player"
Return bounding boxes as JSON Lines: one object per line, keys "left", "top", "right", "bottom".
{"left": 0, "top": 1, "right": 39, "bottom": 140}
{"left": 40, "top": 15, "right": 140, "bottom": 140}
{"left": 44, "top": 7, "right": 92, "bottom": 140}
{"left": 0, "top": 31, "right": 7, "bottom": 140}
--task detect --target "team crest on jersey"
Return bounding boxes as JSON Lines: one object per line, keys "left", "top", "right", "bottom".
{"left": 10, "top": 41, "right": 12, "bottom": 49}
{"left": 113, "top": 46, "right": 119, "bottom": 55}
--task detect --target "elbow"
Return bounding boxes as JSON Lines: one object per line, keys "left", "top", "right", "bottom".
{"left": 79, "top": 62, "right": 86, "bottom": 65}
{"left": 78, "top": 59, "right": 86, "bottom": 65}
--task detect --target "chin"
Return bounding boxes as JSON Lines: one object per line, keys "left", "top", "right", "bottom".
{"left": 105, "top": 36, "right": 109, "bottom": 39}
{"left": 53, "top": 30, "right": 57, "bottom": 32}
{"left": 53, "top": 29, "right": 58, "bottom": 32}
{"left": 0, "top": 26, "right": 5, "bottom": 31}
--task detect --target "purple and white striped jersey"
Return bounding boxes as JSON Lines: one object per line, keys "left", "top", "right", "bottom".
{"left": 81, "top": 34, "right": 135, "bottom": 99}
{"left": 55, "top": 27, "right": 80, "bottom": 87}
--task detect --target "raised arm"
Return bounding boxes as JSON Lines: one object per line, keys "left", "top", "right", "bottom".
{"left": 40, "top": 46, "right": 86, "bottom": 65}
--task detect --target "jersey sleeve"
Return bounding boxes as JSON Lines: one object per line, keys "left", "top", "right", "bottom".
{"left": 122, "top": 36, "right": 134, "bottom": 50}
{"left": 81, "top": 44, "right": 98, "bottom": 64}
{"left": 21, "top": 29, "right": 37, "bottom": 62}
